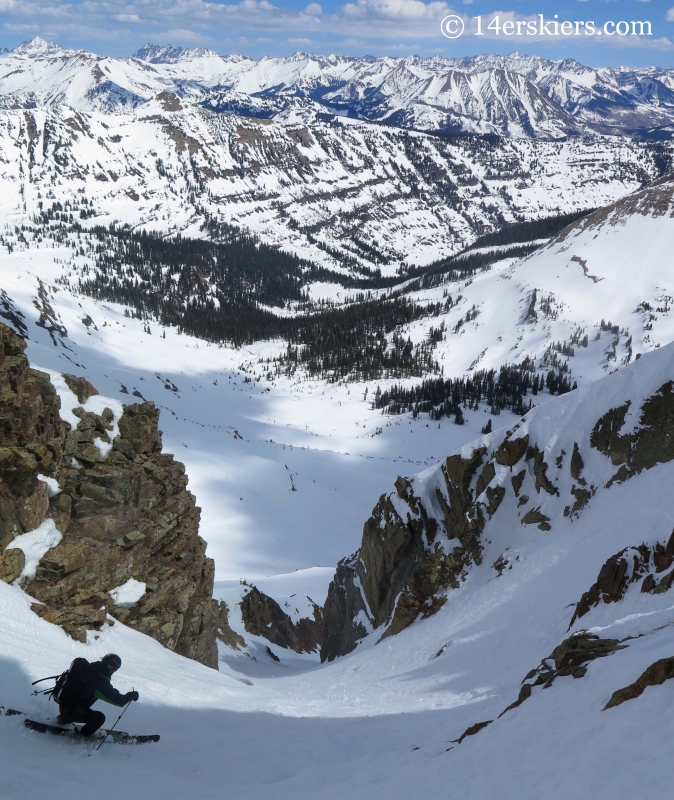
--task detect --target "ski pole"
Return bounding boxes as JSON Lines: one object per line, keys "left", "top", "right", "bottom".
{"left": 96, "top": 692, "right": 133, "bottom": 752}
{"left": 31, "top": 675, "right": 60, "bottom": 686}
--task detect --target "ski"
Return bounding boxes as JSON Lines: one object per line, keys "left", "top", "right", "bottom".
{"left": 24, "top": 718, "right": 159, "bottom": 744}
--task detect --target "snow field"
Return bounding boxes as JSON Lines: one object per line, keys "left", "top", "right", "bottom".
{"left": 0, "top": 124, "right": 674, "bottom": 797}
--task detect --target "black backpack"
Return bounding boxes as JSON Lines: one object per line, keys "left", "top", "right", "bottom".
{"left": 51, "top": 658, "right": 94, "bottom": 705}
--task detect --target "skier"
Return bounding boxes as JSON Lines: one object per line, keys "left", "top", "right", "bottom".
{"left": 56, "top": 653, "right": 139, "bottom": 737}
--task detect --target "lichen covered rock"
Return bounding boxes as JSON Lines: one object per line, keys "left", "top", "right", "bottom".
{"left": 24, "top": 401, "right": 219, "bottom": 667}
{"left": 62, "top": 374, "right": 99, "bottom": 404}
{"left": 0, "top": 324, "right": 219, "bottom": 669}
{"left": 0, "top": 324, "right": 65, "bottom": 550}
{"left": 0, "top": 547, "right": 24, "bottom": 583}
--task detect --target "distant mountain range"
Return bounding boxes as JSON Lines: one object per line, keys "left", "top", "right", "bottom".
{"left": 3, "top": 37, "right": 674, "bottom": 139}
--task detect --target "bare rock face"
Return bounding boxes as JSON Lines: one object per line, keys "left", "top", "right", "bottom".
{"left": 24, "top": 400, "right": 219, "bottom": 668}
{"left": 0, "top": 324, "right": 65, "bottom": 550}
{"left": 605, "top": 656, "right": 674, "bottom": 709}
{"left": 0, "top": 322, "right": 218, "bottom": 668}
{"left": 591, "top": 382, "right": 674, "bottom": 486}
{"left": 321, "top": 376, "right": 674, "bottom": 663}
{"left": 0, "top": 547, "right": 24, "bottom": 583}
{"left": 240, "top": 586, "right": 323, "bottom": 654}
{"left": 217, "top": 600, "right": 246, "bottom": 651}
{"left": 62, "top": 374, "right": 98, "bottom": 404}
{"left": 569, "top": 530, "right": 674, "bottom": 627}
{"left": 321, "top": 448, "right": 490, "bottom": 663}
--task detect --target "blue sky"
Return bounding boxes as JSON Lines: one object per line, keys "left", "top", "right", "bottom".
{"left": 2, "top": 0, "right": 674, "bottom": 66}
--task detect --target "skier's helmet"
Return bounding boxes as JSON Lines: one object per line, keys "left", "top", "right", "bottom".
{"left": 101, "top": 653, "right": 122, "bottom": 674}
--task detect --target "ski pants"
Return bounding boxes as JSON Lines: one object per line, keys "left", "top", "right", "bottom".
{"left": 59, "top": 705, "right": 105, "bottom": 736}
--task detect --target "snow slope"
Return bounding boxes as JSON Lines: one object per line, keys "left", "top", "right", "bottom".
{"left": 384, "top": 175, "right": 674, "bottom": 388}
{"left": 2, "top": 338, "right": 674, "bottom": 798}
{"left": 0, "top": 236, "right": 492, "bottom": 581}
{"left": 0, "top": 124, "right": 672, "bottom": 800}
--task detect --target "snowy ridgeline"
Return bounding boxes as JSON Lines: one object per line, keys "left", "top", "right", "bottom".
{"left": 2, "top": 337, "right": 674, "bottom": 798}
{"left": 3, "top": 38, "right": 674, "bottom": 139}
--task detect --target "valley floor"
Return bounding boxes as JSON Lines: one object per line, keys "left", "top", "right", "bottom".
{"left": 2, "top": 244, "right": 493, "bottom": 580}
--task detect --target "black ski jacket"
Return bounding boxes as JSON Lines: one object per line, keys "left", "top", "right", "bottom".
{"left": 61, "top": 661, "right": 133, "bottom": 711}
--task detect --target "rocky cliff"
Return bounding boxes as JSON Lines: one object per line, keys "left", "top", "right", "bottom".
{"left": 321, "top": 369, "right": 674, "bottom": 662}
{"left": 0, "top": 325, "right": 64, "bottom": 553}
{"left": 0, "top": 323, "right": 219, "bottom": 668}
{"left": 240, "top": 585, "right": 323, "bottom": 654}
{"left": 321, "top": 448, "right": 490, "bottom": 662}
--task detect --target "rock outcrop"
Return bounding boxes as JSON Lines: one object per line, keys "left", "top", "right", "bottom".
{"left": 321, "top": 432, "right": 560, "bottom": 662}
{"left": 605, "top": 656, "right": 674, "bottom": 709}
{"left": 25, "top": 401, "right": 219, "bottom": 667}
{"left": 591, "top": 382, "right": 674, "bottom": 487}
{"left": 0, "top": 324, "right": 64, "bottom": 551}
{"left": 217, "top": 600, "right": 246, "bottom": 651}
{"left": 240, "top": 586, "right": 323, "bottom": 654}
{"left": 522, "top": 633, "right": 626, "bottom": 689}
{"left": 444, "top": 632, "right": 626, "bottom": 747}
{"left": 321, "top": 376, "right": 674, "bottom": 663}
{"left": 321, "top": 448, "right": 493, "bottom": 662}
{"left": 0, "top": 323, "right": 219, "bottom": 669}
{"left": 569, "top": 530, "right": 674, "bottom": 628}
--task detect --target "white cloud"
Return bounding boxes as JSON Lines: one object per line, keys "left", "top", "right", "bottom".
{"left": 3, "top": 21, "right": 39, "bottom": 32}
{"left": 155, "top": 27, "right": 212, "bottom": 43}
{"left": 0, "top": 0, "right": 670, "bottom": 52}
{"left": 340, "top": 0, "right": 451, "bottom": 23}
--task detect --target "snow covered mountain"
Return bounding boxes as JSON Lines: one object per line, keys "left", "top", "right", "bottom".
{"left": 322, "top": 328, "right": 674, "bottom": 659}
{"left": 386, "top": 173, "right": 674, "bottom": 389}
{"left": 0, "top": 43, "right": 673, "bottom": 791}
{"left": 0, "top": 100, "right": 670, "bottom": 276}
{"left": 3, "top": 38, "right": 674, "bottom": 139}
{"left": 0, "top": 160, "right": 672, "bottom": 590}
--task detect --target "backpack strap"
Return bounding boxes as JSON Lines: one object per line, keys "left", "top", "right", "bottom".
{"left": 31, "top": 675, "right": 61, "bottom": 686}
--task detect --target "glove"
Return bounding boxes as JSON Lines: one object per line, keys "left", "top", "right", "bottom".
{"left": 128, "top": 690, "right": 139, "bottom": 702}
